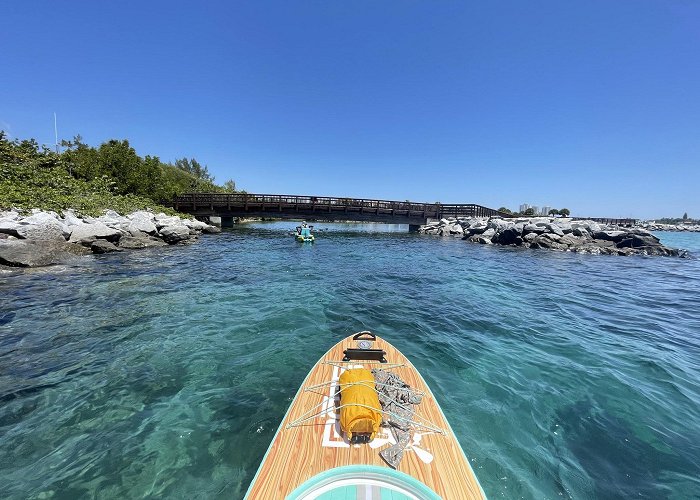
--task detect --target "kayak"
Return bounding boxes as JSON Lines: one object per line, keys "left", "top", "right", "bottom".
{"left": 244, "top": 332, "right": 486, "bottom": 499}
{"left": 295, "top": 224, "right": 315, "bottom": 243}
{"left": 296, "top": 234, "right": 315, "bottom": 243}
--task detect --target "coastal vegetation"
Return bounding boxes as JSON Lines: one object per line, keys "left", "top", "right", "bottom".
{"left": 0, "top": 132, "right": 238, "bottom": 216}
{"left": 652, "top": 215, "right": 697, "bottom": 225}
{"left": 498, "top": 207, "right": 570, "bottom": 217}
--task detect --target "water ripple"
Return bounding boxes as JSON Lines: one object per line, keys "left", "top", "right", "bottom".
{"left": 0, "top": 224, "right": 699, "bottom": 498}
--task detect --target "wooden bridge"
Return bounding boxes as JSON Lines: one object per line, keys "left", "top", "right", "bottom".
{"left": 171, "top": 193, "right": 512, "bottom": 228}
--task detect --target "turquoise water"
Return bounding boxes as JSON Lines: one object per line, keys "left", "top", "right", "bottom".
{"left": 1, "top": 223, "right": 699, "bottom": 499}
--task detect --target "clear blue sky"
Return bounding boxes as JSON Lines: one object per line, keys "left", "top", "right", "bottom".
{"left": 1, "top": 1, "right": 698, "bottom": 219}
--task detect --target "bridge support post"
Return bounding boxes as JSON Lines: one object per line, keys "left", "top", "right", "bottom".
{"left": 221, "top": 216, "right": 234, "bottom": 228}
{"left": 408, "top": 224, "right": 421, "bottom": 232}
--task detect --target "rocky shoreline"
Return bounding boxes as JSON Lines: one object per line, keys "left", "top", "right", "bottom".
{"left": 637, "top": 222, "right": 700, "bottom": 232}
{"left": 0, "top": 209, "right": 220, "bottom": 269}
{"left": 420, "top": 216, "right": 687, "bottom": 257}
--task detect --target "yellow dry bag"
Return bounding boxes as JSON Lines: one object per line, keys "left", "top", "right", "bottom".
{"left": 338, "top": 368, "right": 382, "bottom": 441}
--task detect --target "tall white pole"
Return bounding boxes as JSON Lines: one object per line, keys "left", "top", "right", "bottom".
{"left": 54, "top": 112, "right": 59, "bottom": 153}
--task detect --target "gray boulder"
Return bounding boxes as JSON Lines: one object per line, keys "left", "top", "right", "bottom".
{"left": 0, "top": 210, "right": 21, "bottom": 221}
{"left": 592, "top": 230, "right": 626, "bottom": 242}
{"left": 558, "top": 223, "right": 573, "bottom": 234}
{"left": 493, "top": 227, "right": 522, "bottom": 245}
{"left": 75, "top": 236, "right": 97, "bottom": 248}
{"left": 183, "top": 219, "right": 209, "bottom": 231}
{"left": 69, "top": 221, "right": 122, "bottom": 243}
{"left": 559, "top": 235, "right": 583, "bottom": 247}
{"left": 62, "top": 209, "right": 84, "bottom": 226}
{"left": 155, "top": 215, "right": 183, "bottom": 229}
{"left": 0, "top": 240, "right": 90, "bottom": 267}
{"left": 468, "top": 235, "right": 492, "bottom": 244}
{"left": 96, "top": 210, "right": 123, "bottom": 224}
{"left": 15, "top": 212, "right": 70, "bottom": 240}
{"left": 546, "top": 224, "right": 565, "bottom": 236}
{"left": 616, "top": 234, "right": 663, "bottom": 249}
{"left": 91, "top": 240, "right": 122, "bottom": 254}
{"left": 118, "top": 235, "right": 168, "bottom": 249}
{"left": 127, "top": 219, "right": 157, "bottom": 235}
{"left": 159, "top": 224, "right": 191, "bottom": 244}
{"left": 487, "top": 218, "right": 510, "bottom": 230}
{"left": 531, "top": 237, "right": 566, "bottom": 251}
{"left": 523, "top": 223, "right": 546, "bottom": 234}
{"left": 541, "top": 233, "right": 562, "bottom": 241}
{"left": 202, "top": 225, "right": 221, "bottom": 234}
{"left": 591, "top": 239, "right": 616, "bottom": 248}
{"left": 15, "top": 222, "right": 67, "bottom": 241}
{"left": 0, "top": 220, "right": 21, "bottom": 237}
{"left": 125, "top": 212, "right": 157, "bottom": 234}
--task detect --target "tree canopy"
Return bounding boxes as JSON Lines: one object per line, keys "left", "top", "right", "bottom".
{"left": 0, "top": 131, "right": 240, "bottom": 215}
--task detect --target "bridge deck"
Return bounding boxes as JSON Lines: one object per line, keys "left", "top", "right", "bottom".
{"left": 171, "top": 193, "right": 510, "bottom": 224}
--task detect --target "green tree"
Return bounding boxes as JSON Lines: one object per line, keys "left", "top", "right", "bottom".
{"left": 96, "top": 140, "right": 142, "bottom": 195}
{"left": 497, "top": 206, "right": 512, "bottom": 214}
{"left": 548, "top": 208, "right": 559, "bottom": 216}
{"left": 173, "top": 157, "right": 214, "bottom": 183}
{"left": 141, "top": 155, "right": 163, "bottom": 197}
{"left": 523, "top": 208, "right": 535, "bottom": 216}
{"left": 223, "top": 179, "right": 236, "bottom": 192}
{"left": 559, "top": 208, "right": 570, "bottom": 217}
{"left": 62, "top": 135, "right": 101, "bottom": 180}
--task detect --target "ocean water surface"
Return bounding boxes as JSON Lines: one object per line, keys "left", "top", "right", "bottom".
{"left": 1, "top": 223, "right": 699, "bottom": 499}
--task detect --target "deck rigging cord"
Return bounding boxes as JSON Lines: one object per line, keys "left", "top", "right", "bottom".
{"left": 286, "top": 377, "right": 445, "bottom": 436}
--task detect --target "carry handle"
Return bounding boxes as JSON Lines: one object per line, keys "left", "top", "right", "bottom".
{"left": 353, "top": 331, "right": 376, "bottom": 341}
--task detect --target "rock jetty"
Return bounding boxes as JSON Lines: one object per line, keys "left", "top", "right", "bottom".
{"left": 636, "top": 222, "right": 700, "bottom": 232}
{"left": 0, "top": 209, "right": 220, "bottom": 268}
{"left": 420, "top": 217, "right": 684, "bottom": 257}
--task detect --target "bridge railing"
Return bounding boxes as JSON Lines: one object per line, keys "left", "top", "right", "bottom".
{"left": 173, "top": 193, "right": 444, "bottom": 213}
{"left": 438, "top": 204, "right": 512, "bottom": 219}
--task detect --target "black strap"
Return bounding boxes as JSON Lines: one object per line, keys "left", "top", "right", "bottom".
{"left": 342, "top": 348, "right": 387, "bottom": 363}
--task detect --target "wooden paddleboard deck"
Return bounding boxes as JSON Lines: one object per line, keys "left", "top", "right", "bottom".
{"left": 244, "top": 333, "right": 486, "bottom": 499}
